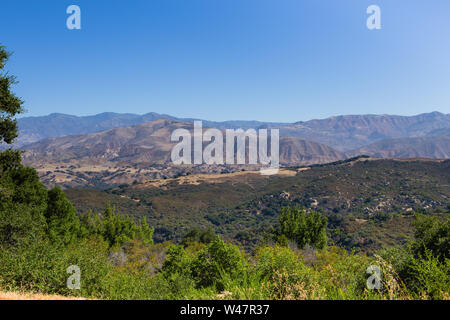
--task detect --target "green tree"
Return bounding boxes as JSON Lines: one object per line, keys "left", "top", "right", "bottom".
{"left": 0, "top": 155, "right": 48, "bottom": 250}
{"left": 277, "top": 206, "right": 328, "bottom": 249}
{"left": 0, "top": 147, "right": 21, "bottom": 171}
{"left": 136, "top": 217, "right": 154, "bottom": 246}
{"left": 45, "top": 187, "right": 80, "bottom": 245}
{"left": 0, "top": 203, "right": 46, "bottom": 249}
{"left": 380, "top": 214, "right": 450, "bottom": 298}
{"left": 162, "top": 244, "right": 193, "bottom": 277}
{"left": 0, "top": 45, "right": 24, "bottom": 145}
{"left": 0, "top": 45, "right": 49, "bottom": 250}
{"left": 412, "top": 214, "right": 449, "bottom": 261}
{"left": 79, "top": 205, "right": 154, "bottom": 247}
{"left": 190, "top": 237, "right": 247, "bottom": 290}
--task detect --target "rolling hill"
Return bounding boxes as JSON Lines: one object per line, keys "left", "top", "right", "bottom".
{"left": 15, "top": 111, "right": 449, "bottom": 189}
{"left": 16, "top": 111, "right": 450, "bottom": 152}
{"left": 22, "top": 118, "right": 347, "bottom": 188}
{"left": 350, "top": 136, "right": 450, "bottom": 159}
{"left": 23, "top": 118, "right": 345, "bottom": 166}
{"left": 278, "top": 111, "right": 450, "bottom": 151}
{"left": 16, "top": 112, "right": 287, "bottom": 146}
{"left": 64, "top": 158, "right": 450, "bottom": 253}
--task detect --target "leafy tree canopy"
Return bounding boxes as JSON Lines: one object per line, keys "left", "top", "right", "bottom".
{"left": 0, "top": 45, "right": 23, "bottom": 145}
{"left": 276, "top": 206, "right": 328, "bottom": 250}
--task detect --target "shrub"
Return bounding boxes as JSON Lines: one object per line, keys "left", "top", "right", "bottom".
{"left": 79, "top": 205, "right": 154, "bottom": 247}
{"left": 412, "top": 214, "right": 449, "bottom": 261}
{"left": 254, "top": 245, "right": 306, "bottom": 280}
{"left": 190, "top": 238, "right": 247, "bottom": 291}
{"left": 314, "top": 247, "right": 372, "bottom": 299}
{"left": 409, "top": 250, "right": 450, "bottom": 299}
{"left": 0, "top": 236, "right": 111, "bottom": 297}
{"left": 277, "top": 207, "right": 328, "bottom": 249}
{"left": 162, "top": 245, "right": 193, "bottom": 278}
{"left": 45, "top": 187, "right": 81, "bottom": 245}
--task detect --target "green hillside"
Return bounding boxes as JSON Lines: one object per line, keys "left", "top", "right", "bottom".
{"left": 65, "top": 158, "right": 450, "bottom": 253}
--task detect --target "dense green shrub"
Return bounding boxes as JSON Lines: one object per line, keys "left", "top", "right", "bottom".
{"left": 254, "top": 245, "right": 306, "bottom": 280}
{"left": 379, "top": 214, "right": 450, "bottom": 299}
{"left": 412, "top": 214, "right": 449, "bottom": 261}
{"left": 276, "top": 207, "right": 328, "bottom": 249}
{"left": 79, "top": 205, "right": 154, "bottom": 247}
{"left": 45, "top": 187, "right": 81, "bottom": 245}
{"left": 314, "top": 246, "right": 371, "bottom": 299}
{"left": 409, "top": 250, "right": 450, "bottom": 299}
{"left": 162, "top": 244, "right": 193, "bottom": 278}
{"left": 0, "top": 236, "right": 110, "bottom": 296}
{"left": 190, "top": 238, "right": 247, "bottom": 291}
{"left": 0, "top": 202, "right": 46, "bottom": 249}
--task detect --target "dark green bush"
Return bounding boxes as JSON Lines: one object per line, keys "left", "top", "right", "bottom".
{"left": 190, "top": 238, "right": 247, "bottom": 291}
{"left": 277, "top": 207, "right": 328, "bottom": 249}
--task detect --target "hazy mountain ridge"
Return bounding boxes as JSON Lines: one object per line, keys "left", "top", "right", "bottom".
{"left": 17, "top": 112, "right": 287, "bottom": 146}
{"left": 23, "top": 118, "right": 346, "bottom": 166}
{"left": 349, "top": 135, "right": 450, "bottom": 159}
{"left": 16, "top": 111, "right": 450, "bottom": 188}
{"left": 279, "top": 111, "right": 450, "bottom": 151}
{"left": 17, "top": 112, "right": 176, "bottom": 146}
{"left": 16, "top": 111, "right": 449, "bottom": 152}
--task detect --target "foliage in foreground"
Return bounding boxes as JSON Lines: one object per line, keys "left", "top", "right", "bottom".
{"left": 0, "top": 206, "right": 448, "bottom": 300}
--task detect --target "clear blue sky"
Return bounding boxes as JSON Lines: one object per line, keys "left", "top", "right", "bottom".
{"left": 1, "top": 0, "right": 449, "bottom": 122}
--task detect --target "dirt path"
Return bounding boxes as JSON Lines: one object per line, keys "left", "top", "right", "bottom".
{"left": 0, "top": 291, "right": 86, "bottom": 300}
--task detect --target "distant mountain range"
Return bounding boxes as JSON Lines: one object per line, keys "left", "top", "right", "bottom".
{"left": 15, "top": 111, "right": 449, "bottom": 188}
{"left": 23, "top": 118, "right": 346, "bottom": 167}
{"left": 16, "top": 112, "right": 287, "bottom": 147}
{"left": 350, "top": 136, "right": 450, "bottom": 159}
{"left": 278, "top": 111, "right": 450, "bottom": 151}
{"left": 16, "top": 111, "right": 449, "bottom": 153}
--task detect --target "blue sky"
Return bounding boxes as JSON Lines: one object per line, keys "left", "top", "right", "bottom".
{"left": 1, "top": 0, "right": 449, "bottom": 122}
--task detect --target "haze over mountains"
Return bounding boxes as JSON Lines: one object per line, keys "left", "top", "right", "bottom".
{"left": 23, "top": 119, "right": 346, "bottom": 166}
{"left": 14, "top": 111, "right": 449, "bottom": 188}
{"left": 350, "top": 136, "right": 450, "bottom": 159}
{"left": 18, "top": 111, "right": 449, "bottom": 151}
{"left": 18, "top": 112, "right": 450, "bottom": 159}
{"left": 278, "top": 111, "right": 450, "bottom": 151}
{"left": 17, "top": 112, "right": 287, "bottom": 147}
